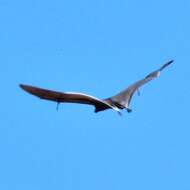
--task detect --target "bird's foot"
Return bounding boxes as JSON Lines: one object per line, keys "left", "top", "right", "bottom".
{"left": 126, "top": 108, "right": 132, "bottom": 113}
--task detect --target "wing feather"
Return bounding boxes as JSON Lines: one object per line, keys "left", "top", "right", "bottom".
{"left": 107, "top": 60, "right": 173, "bottom": 107}
{"left": 20, "top": 84, "right": 120, "bottom": 112}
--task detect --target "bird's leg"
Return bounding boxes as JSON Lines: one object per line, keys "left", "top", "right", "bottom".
{"left": 117, "top": 111, "right": 122, "bottom": 116}
{"left": 56, "top": 102, "right": 60, "bottom": 111}
{"left": 137, "top": 88, "right": 140, "bottom": 96}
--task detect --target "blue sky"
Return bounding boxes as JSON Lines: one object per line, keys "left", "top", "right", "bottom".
{"left": 0, "top": 0, "right": 190, "bottom": 189}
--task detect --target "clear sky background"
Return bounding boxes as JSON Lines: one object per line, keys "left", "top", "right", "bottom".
{"left": 0, "top": 0, "right": 189, "bottom": 189}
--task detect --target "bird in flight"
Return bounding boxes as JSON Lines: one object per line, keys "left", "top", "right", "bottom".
{"left": 20, "top": 60, "right": 173, "bottom": 115}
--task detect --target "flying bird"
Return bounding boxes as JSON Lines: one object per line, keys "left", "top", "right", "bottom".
{"left": 20, "top": 60, "right": 173, "bottom": 115}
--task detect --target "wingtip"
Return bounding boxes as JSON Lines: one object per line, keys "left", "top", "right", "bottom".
{"left": 167, "top": 59, "right": 174, "bottom": 64}
{"left": 164, "top": 60, "right": 174, "bottom": 66}
{"left": 19, "top": 84, "right": 33, "bottom": 93}
{"left": 19, "top": 84, "right": 24, "bottom": 89}
{"left": 19, "top": 84, "right": 27, "bottom": 90}
{"left": 159, "top": 59, "right": 174, "bottom": 71}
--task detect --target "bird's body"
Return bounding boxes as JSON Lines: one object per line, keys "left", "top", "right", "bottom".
{"left": 20, "top": 60, "right": 173, "bottom": 115}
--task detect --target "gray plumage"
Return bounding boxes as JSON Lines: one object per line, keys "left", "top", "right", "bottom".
{"left": 20, "top": 60, "right": 173, "bottom": 115}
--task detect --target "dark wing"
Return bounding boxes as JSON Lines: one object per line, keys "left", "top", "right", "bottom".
{"left": 159, "top": 60, "right": 173, "bottom": 71}
{"left": 106, "top": 60, "right": 173, "bottom": 108}
{"left": 20, "top": 84, "right": 120, "bottom": 113}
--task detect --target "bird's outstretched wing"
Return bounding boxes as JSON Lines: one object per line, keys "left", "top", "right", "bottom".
{"left": 106, "top": 60, "right": 173, "bottom": 108}
{"left": 19, "top": 84, "right": 120, "bottom": 113}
